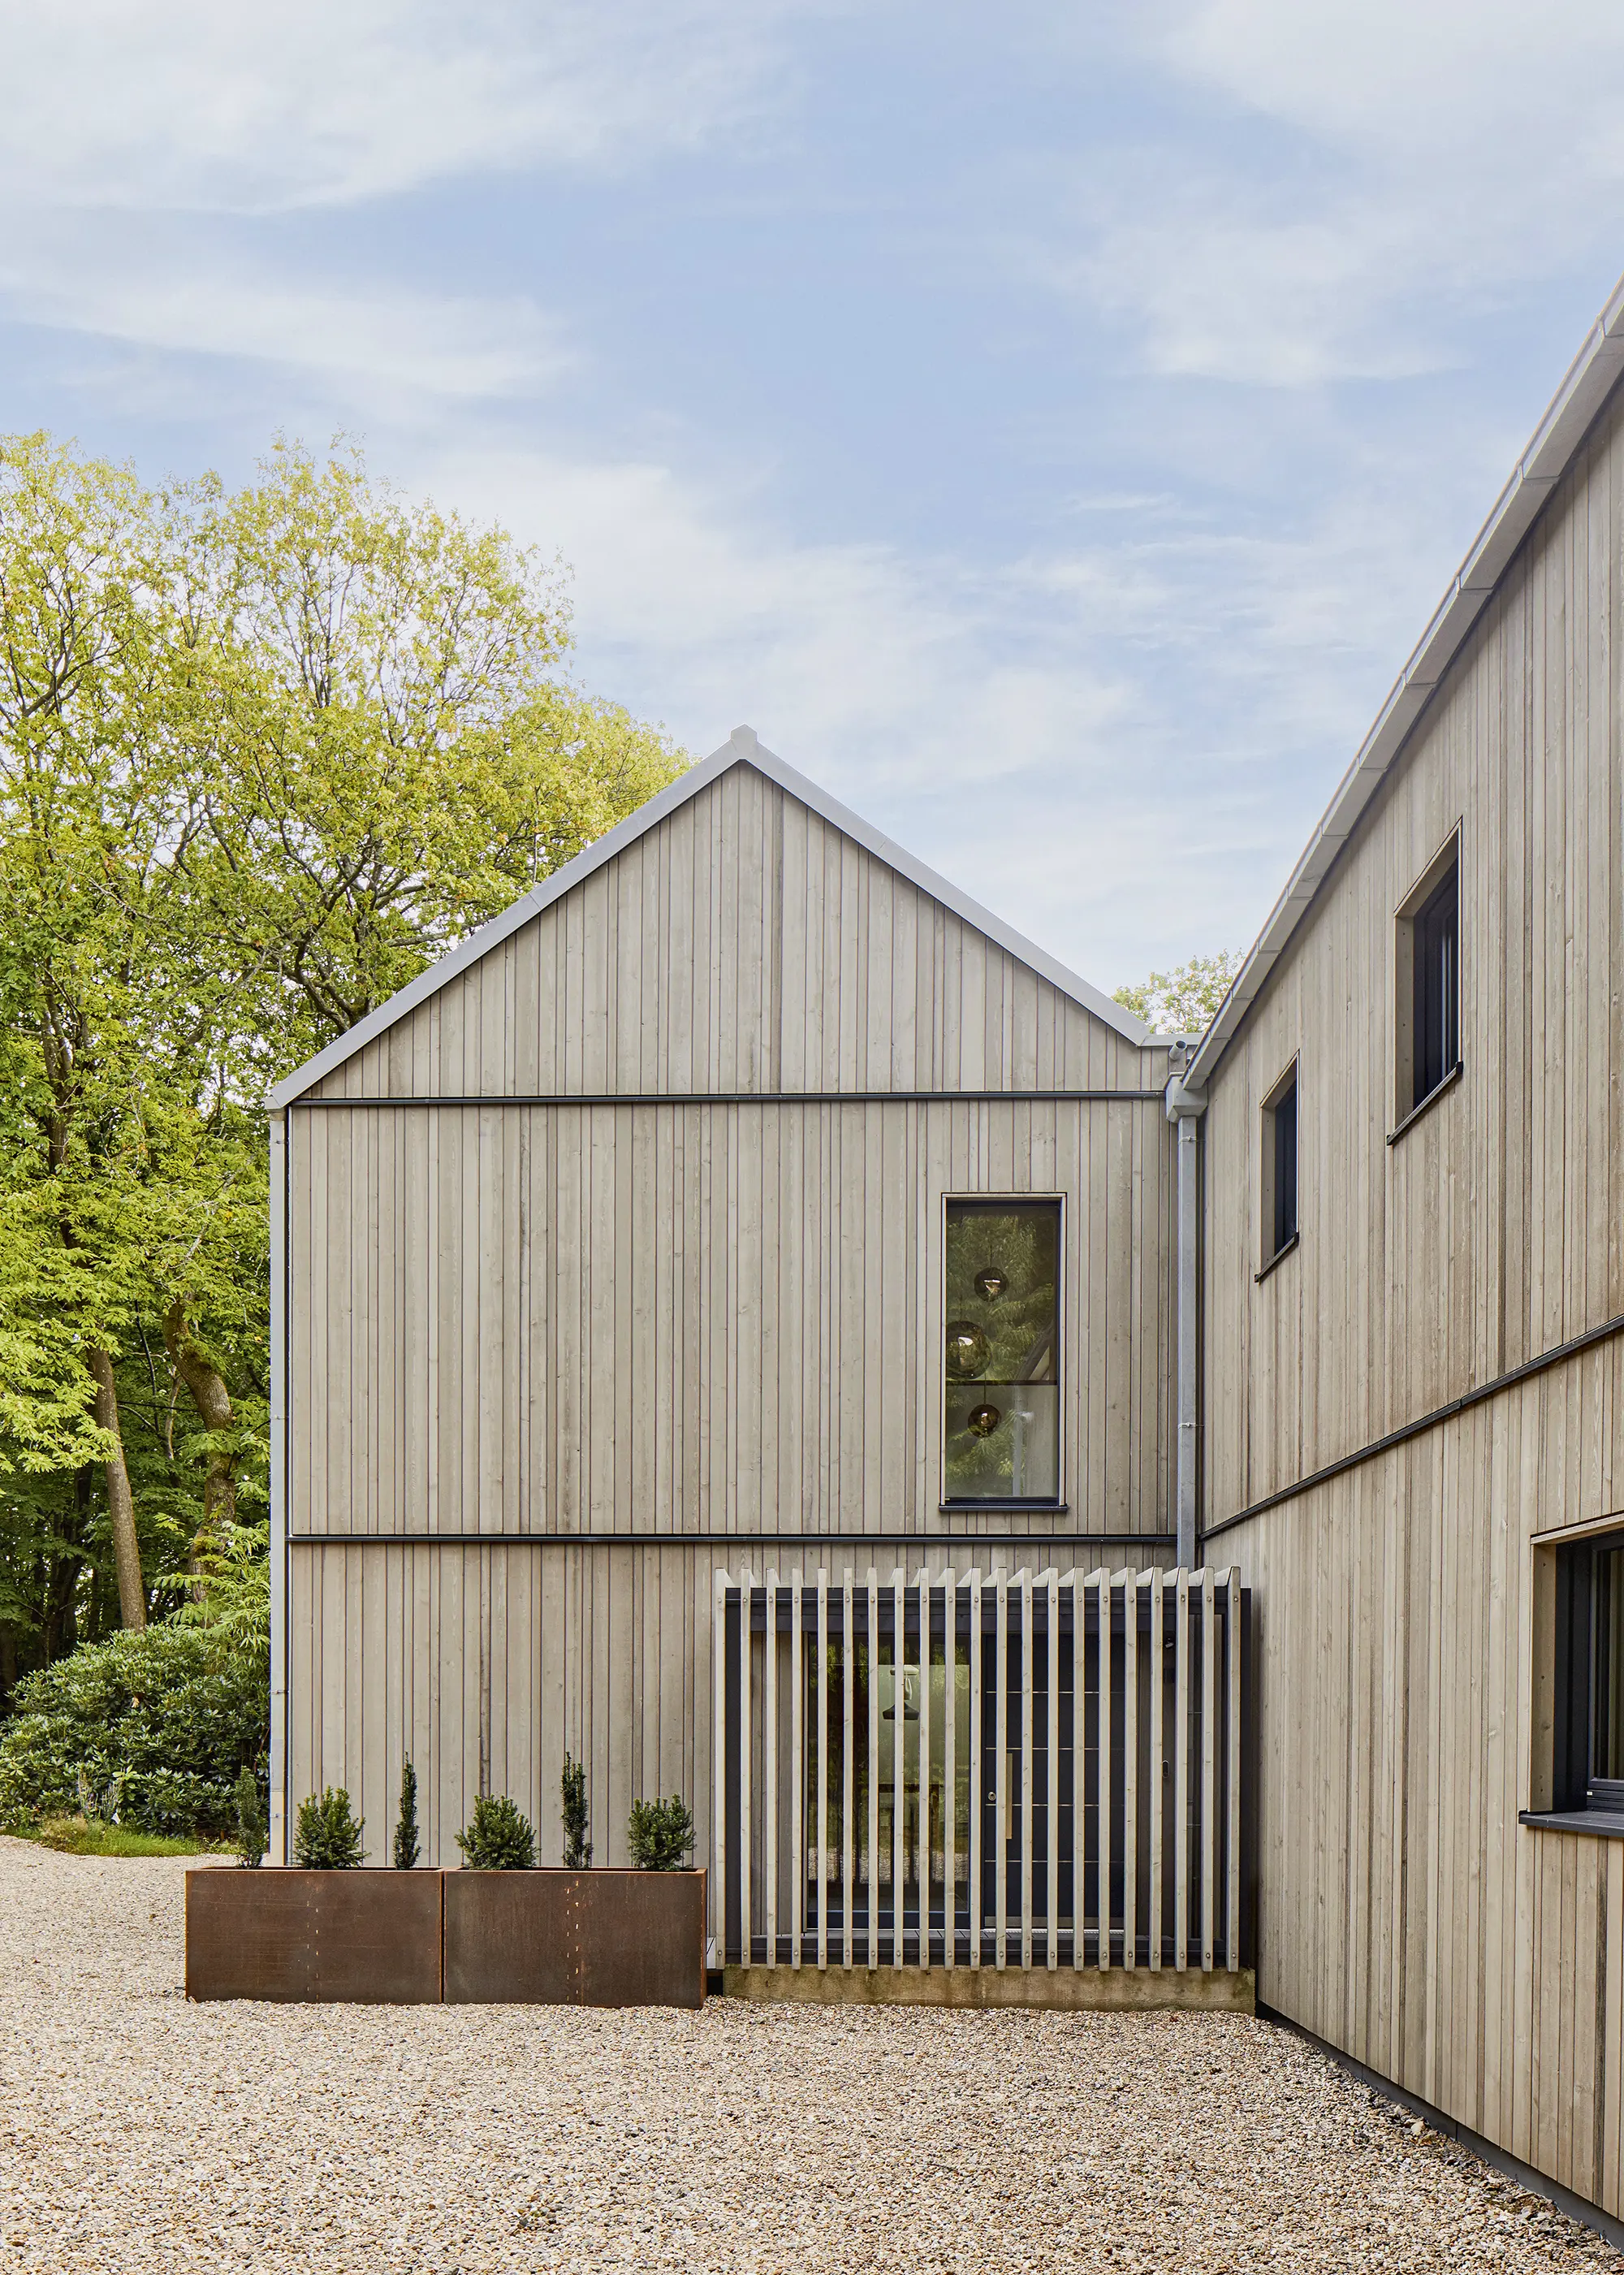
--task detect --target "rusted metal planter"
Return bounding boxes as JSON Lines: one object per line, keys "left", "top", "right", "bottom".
{"left": 185, "top": 1869, "right": 443, "bottom": 2003}
{"left": 444, "top": 1868, "right": 706, "bottom": 2009}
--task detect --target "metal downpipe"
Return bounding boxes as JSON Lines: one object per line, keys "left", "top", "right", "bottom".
{"left": 1165, "top": 1071, "right": 1207, "bottom": 1568}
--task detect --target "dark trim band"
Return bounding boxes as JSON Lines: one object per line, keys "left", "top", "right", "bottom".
{"left": 1202, "top": 1308, "right": 1624, "bottom": 1542}
{"left": 289, "top": 1529, "right": 1177, "bottom": 1551}
{"left": 282, "top": 1088, "right": 1166, "bottom": 1110}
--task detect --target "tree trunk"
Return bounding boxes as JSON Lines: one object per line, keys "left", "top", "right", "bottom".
{"left": 86, "top": 1348, "right": 146, "bottom": 1631}
{"left": 164, "top": 1304, "right": 236, "bottom": 1551}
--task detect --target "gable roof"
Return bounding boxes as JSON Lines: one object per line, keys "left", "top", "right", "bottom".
{"left": 269, "top": 724, "right": 1150, "bottom": 1106}
{"left": 1186, "top": 266, "right": 1624, "bottom": 1091}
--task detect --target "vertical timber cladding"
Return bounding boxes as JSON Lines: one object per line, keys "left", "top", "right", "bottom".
{"left": 1199, "top": 371, "right": 1624, "bottom": 2201}
{"left": 283, "top": 758, "right": 1177, "bottom": 1867}
{"left": 1229, "top": 1343, "right": 1624, "bottom": 2217}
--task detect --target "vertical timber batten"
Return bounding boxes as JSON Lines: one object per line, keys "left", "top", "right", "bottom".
{"left": 715, "top": 1568, "right": 1246, "bottom": 1993}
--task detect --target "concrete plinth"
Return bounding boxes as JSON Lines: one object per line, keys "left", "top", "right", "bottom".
{"left": 721, "top": 1962, "right": 1255, "bottom": 2013}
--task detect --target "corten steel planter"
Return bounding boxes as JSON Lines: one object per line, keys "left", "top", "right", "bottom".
{"left": 443, "top": 1868, "right": 706, "bottom": 2009}
{"left": 185, "top": 1869, "right": 444, "bottom": 2003}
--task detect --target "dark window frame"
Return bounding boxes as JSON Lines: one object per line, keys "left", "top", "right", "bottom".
{"left": 939, "top": 1193, "right": 1065, "bottom": 1512}
{"left": 1410, "top": 863, "right": 1459, "bottom": 1105}
{"left": 1393, "top": 828, "right": 1462, "bottom": 1135}
{"left": 1259, "top": 1057, "right": 1300, "bottom": 1277}
{"left": 1548, "top": 1529, "right": 1624, "bottom": 1823}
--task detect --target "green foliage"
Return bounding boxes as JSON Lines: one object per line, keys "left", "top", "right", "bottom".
{"left": 456, "top": 1793, "right": 536, "bottom": 1870}
{"left": 30, "top": 1816, "right": 216, "bottom": 1857}
{"left": 294, "top": 1786, "right": 365, "bottom": 1868}
{"left": 627, "top": 1793, "right": 695, "bottom": 1871}
{"left": 1112, "top": 951, "right": 1243, "bottom": 1037}
{"left": 232, "top": 1763, "right": 267, "bottom": 1867}
{"left": 392, "top": 1758, "right": 420, "bottom": 1871}
{"left": 166, "top": 1519, "right": 271, "bottom": 1672}
{"left": 0, "top": 426, "right": 683, "bottom": 1696}
{"left": 76, "top": 1762, "right": 127, "bottom": 1822}
{"left": 560, "top": 1751, "right": 590, "bottom": 1869}
{"left": 0, "top": 1623, "right": 268, "bottom": 1834}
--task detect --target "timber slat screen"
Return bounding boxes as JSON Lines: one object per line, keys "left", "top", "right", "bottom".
{"left": 713, "top": 1567, "right": 1248, "bottom": 1973}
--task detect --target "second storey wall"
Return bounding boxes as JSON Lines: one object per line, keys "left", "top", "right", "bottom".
{"left": 1202, "top": 374, "right": 1624, "bottom": 1520}
{"left": 287, "top": 1092, "right": 1174, "bottom": 1544}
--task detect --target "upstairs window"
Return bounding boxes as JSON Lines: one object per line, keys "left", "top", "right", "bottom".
{"left": 1394, "top": 832, "right": 1462, "bottom": 1128}
{"left": 1260, "top": 1060, "right": 1298, "bottom": 1273}
{"left": 942, "top": 1198, "right": 1061, "bottom": 1507}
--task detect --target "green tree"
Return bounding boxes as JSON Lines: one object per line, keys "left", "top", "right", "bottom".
{"left": 1112, "top": 950, "right": 1243, "bottom": 1037}
{"left": 457, "top": 1793, "right": 536, "bottom": 1870}
{"left": 0, "top": 430, "right": 685, "bottom": 1706}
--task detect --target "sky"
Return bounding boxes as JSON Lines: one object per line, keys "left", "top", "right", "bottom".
{"left": 4, "top": 3, "right": 1624, "bottom": 994}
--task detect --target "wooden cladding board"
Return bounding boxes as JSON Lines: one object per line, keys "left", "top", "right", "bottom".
{"left": 1233, "top": 1342, "right": 1624, "bottom": 2218}
{"left": 287, "top": 1542, "right": 1183, "bottom": 1873}
{"left": 310, "top": 763, "right": 1157, "bottom": 1102}
{"left": 1202, "top": 375, "right": 1624, "bottom": 1516}
{"left": 287, "top": 1097, "right": 1173, "bottom": 1540}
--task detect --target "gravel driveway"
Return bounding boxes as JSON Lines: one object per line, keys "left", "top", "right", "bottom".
{"left": 0, "top": 1836, "right": 1615, "bottom": 2273}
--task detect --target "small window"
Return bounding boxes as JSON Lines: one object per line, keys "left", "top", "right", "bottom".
{"left": 942, "top": 1198, "right": 1060, "bottom": 1507}
{"left": 1260, "top": 1060, "right": 1298, "bottom": 1271}
{"left": 1396, "top": 833, "right": 1461, "bottom": 1119}
{"left": 1549, "top": 1533, "right": 1624, "bottom": 1821}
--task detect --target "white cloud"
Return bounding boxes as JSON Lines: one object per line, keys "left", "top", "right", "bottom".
{"left": 1161, "top": 0, "right": 1624, "bottom": 154}
{"left": 5, "top": 0, "right": 1616, "bottom": 987}
{"left": 4, "top": 256, "right": 571, "bottom": 402}
{"left": 412, "top": 428, "right": 1440, "bottom": 981}
{"left": 0, "top": 0, "right": 831, "bottom": 214}
{"left": 1042, "top": 1, "right": 1624, "bottom": 386}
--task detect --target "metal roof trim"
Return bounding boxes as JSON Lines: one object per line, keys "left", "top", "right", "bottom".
{"left": 1186, "top": 268, "right": 1624, "bottom": 1092}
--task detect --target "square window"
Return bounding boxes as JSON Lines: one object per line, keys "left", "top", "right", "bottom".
{"left": 1544, "top": 1531, "right": 1624, "bottom": 1821}
{"left": 942, "top": 1199, "right": 1061, "bottom": 1507}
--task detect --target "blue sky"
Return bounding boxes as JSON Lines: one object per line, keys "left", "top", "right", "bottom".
{"left": 5, "top": 2, "right": 1624, "bottom": 993}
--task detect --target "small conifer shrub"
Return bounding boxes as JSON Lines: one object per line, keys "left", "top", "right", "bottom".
{"left": 561, "top": 1753, "right": 591, "bottom": 1869}
{"left": 293, "top": 1786, "right": 365, "bottom": 1867}
{"left": 627, "top": 1793, "right": 696, "bottom": 1871}
{"left": 233, "top": 1766, "right": 268, "bottom": 1866}
{"left": 392, "top": 1760, "right": 420, "bottom": 1870}
{"left": 456, "top": 1793, "right": 536, "bottom": 1870}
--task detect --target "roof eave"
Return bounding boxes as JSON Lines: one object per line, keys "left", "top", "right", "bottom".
{"left": 1186, "top": 266, "right": 1624, "bottom": 1092}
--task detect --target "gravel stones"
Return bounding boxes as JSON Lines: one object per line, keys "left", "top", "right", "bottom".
{"left": 0, "top": 1836, "right": 1616, "bottom": 2272}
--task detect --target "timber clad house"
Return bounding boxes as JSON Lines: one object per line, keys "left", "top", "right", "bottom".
{"left": 270, "top": 271, "right": 1624, "bottom": 2236}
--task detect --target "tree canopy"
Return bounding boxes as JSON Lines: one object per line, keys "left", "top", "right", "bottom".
{"left": 0, "top": 431, "right": 684, "bottom": 1706}
{"left": 1112, "top": 949, "right": 1243, "bottom": 1038}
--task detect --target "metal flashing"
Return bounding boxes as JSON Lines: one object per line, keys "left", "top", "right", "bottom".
{"left": 269, "top": 726, "right": 1151, "bottom": 1108}
{"left": 1188, "top": 269, "right": 1624, "bottom": 1089}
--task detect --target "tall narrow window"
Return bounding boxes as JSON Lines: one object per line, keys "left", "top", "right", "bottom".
{"left": 1261, "top": 1060, "right": 1298, "bottom": 1271}
{"left": 1411, "top": 860, "right": 1459, "bottom": 1105}
{"left": 1395, "top": 833, "right": 1462, "bottom": 1125}
{"left": 943, "top": 1199, "right": 1061, "bottom": 1507}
